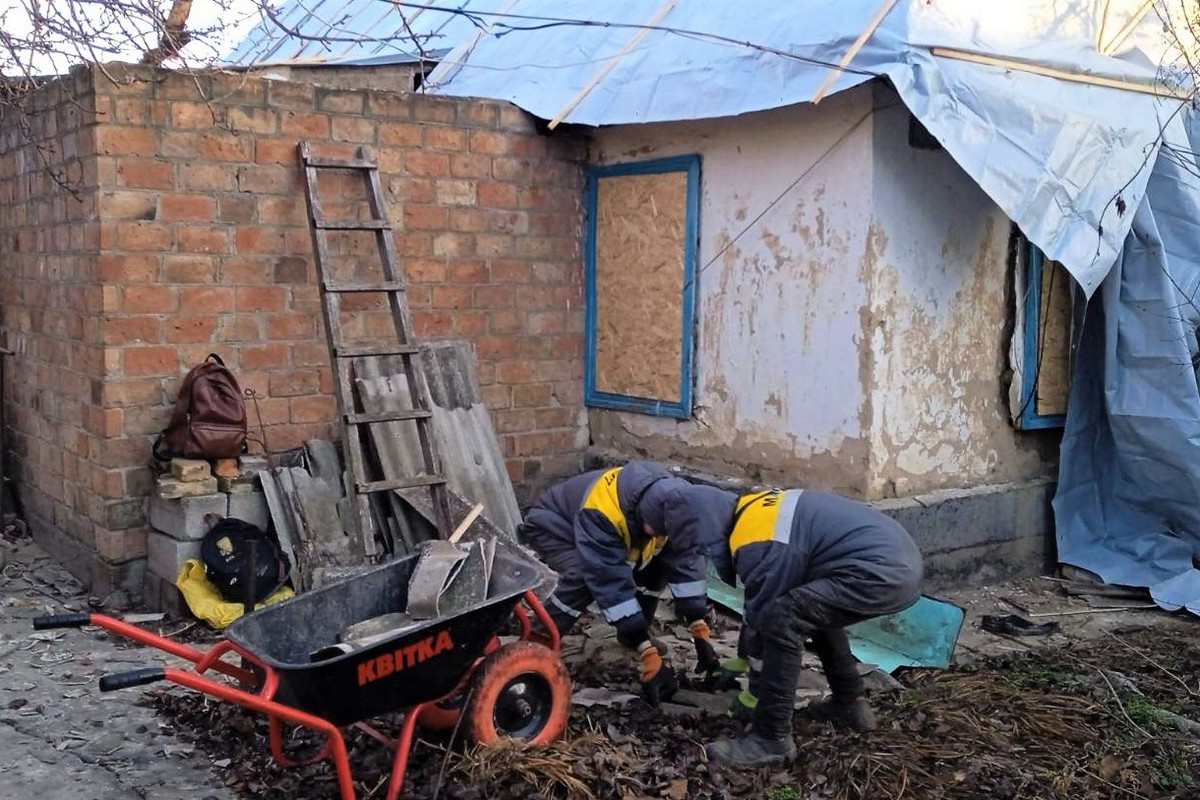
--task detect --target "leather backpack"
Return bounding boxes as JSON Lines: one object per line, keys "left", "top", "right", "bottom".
{"left": 153, "top": 354, "right": 247, "bottom": 462}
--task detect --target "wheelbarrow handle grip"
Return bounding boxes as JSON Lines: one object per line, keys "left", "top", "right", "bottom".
{"left": 32, "top": 612, "right": 92, "bottom": 630}
{"left": 99, "top": 667, "right": 166, "bottom": 692}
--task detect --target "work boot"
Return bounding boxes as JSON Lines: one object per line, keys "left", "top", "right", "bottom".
{"left": 802, "top": 695, "right": 876, "bottom": 732}
{"left": 705, "top": 730, "right": 797, "bottom": 767}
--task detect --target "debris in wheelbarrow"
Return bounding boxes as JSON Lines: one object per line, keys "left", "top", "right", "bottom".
{"left": 33, "top": 537, "right": 571, "bottom": 800}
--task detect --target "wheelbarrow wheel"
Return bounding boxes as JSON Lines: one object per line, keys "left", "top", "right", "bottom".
{"left": 464, "top": 641, "right": 570, "bottom": 746}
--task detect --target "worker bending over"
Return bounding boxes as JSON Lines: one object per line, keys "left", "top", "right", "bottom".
{"left": 683, "top": 485, "right": 923, "bottom": 767}
{"left": 517, "top": 461, "right": 721, "bottom": 705}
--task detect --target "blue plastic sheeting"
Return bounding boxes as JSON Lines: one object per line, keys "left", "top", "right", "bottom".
{"left": 707, "top": 572, "right": 966, "bottom": 673}
{"left": 426, "top": 0, "right": 1193, "bottom": 296}
{"left": 1054, "top": 111, "right": 1200, "bottom": 616}
{"left": 224, "top": 0, "right": 513, "bottom": 67}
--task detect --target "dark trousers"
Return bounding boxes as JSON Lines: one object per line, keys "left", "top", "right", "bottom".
{"left": 754, "top": 593, "right": 869, "bottom": 740}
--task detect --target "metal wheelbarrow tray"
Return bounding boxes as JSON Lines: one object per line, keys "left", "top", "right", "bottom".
{"left": 33, "top": 541, "right": 568, "bottom": 800}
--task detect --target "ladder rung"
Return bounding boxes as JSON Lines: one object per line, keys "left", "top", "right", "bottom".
{"left": 334, "top": 344, "right": 421, "bottom": 359}
{"left": 324, "top": 281, "right": 406, "bottom": 293}
{"left": 314, "top": 219, "right": 390, "bottom": 231}
{"left": 357, "top": 475, "right": 446, "bottom": 494}
{"left": 345, "top": 410, "right": 432, "bottom": 425}
{"left": 304, "top": 155, "right": 376, "bottom": 169}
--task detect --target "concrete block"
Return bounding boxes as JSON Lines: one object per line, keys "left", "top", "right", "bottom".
{"left": 143, "top": 571, "right": 189, "bottom": 617}
{"left": 227, "top": 490, "right": 270, "bottom": 531}
{"left": 238, "top": 454, "right": 269, "bottom": 475}
{"left": 147, "top": 531, "right": 201, "bottom": 583}
{"left": 218, "top": 474, "right": 259, "bottom": 494}
{"left": 171, "top": 458, "right": 212, "bottom": 482}
{"left": 149, "top": 491, "right": 228, "bottom": 541}
{"left": 158, "top": 476, "right": 219, "bottom": 499}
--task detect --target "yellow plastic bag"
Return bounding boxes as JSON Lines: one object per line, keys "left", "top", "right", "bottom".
{"left": 175, "top": 559, "right": 294, "bottom": 629}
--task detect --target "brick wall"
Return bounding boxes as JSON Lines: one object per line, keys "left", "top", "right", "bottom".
{"left": 0, "top": 65, "right": 587, "bottom": 595}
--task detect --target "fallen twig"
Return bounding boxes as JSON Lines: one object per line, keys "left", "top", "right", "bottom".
{"left": 1108, "top": 632, "right": 1199, "bottom": 697}
{"left": 1027, "top": 605, "right": 1158, "bottom": 618}
{"left": 1096, "top": 668, "right": 1154, "bottom": 740}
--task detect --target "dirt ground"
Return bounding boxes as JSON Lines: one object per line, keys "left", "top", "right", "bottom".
{"left": 148, "top": 576, "right": 1200, "bottom": 800}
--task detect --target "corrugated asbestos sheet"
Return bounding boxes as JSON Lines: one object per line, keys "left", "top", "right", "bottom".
{"left": 223, "top": 0, "right": 511, "bottom": 67}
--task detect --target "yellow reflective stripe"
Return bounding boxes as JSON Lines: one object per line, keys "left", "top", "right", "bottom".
{"left": 581, "top": 467, "right": 630, "bottom": 548}
{"left": 729, "top": 489, "right": 799, "bottom": 553}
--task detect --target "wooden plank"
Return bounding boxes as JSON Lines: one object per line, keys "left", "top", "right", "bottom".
{"left": 547, "top": 0, "right": 679, "bottom": 130}
{"left": 929, "top": 46, "right": 1193, "bottom": 99}
{"left": 1096, "top": 0, "right": 1113, "bottom": 50}
{"left": 1100, "top": 0, "right": 1154, "bottom": 55}
{"left": 811, "top": 0, "right": 899, "bottom": 104}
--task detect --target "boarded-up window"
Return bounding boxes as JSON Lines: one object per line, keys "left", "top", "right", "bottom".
{"left": 584, "top": 155, "right": 699, "bottom": 418}
{"left": 1010, "top": 240, "right": 1074, "bottom": 429}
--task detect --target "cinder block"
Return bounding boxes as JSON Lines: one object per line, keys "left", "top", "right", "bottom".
{"left": 238, "top": 454, "right": 269, "bottom": 475}
{"left": 148, "top": 491, "right": 228, "bottom": 541}
{"left": 148, "top": 530, "right": 202, "bottom": 583}
{"left": 227, "top": 490, "right": 270, "bottom": 531}
{"left": 143, "top": 571, "right": 189, "bottom": 617}
{"left": 158, "top": 476, "right": 219, "bottom": 498}
{"left": 171, "top": 458, "right": 212, "bottom": 482}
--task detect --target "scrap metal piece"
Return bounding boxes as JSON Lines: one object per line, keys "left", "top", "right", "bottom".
{"left": 405, "top": 540, "right": 469, "bottom": 619}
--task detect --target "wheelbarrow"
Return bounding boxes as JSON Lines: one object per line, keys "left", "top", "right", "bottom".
{"left": 33, "top": 542, "right": 570, "bottom": 800}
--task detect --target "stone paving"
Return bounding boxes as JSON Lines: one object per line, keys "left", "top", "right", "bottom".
{"left": 0, "top": 527, "right": 233, "bottom": 800}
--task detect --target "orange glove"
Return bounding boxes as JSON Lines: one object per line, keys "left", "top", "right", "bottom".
{"left": 638, "top": 640, "right": 678, "bottom": 706}
{"left": 690, "top": 620, "right": 721, "bottom": 675}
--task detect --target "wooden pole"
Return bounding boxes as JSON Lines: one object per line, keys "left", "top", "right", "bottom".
{"left": 1096, "top": 0, "right": 1113, "bottom": 50}
{"left": 811, "top": 0, "right": 899, "bottom": 104}
{"left": 930, "top": 46, "right": 1192, "bottom": 99}
{"left": 1100, "top": 0, "right": 1155, "bottom": 54}
{"left": 448, "top": 503, "right": 485, "bottom": 544}
{"left": 546, "top": 0, "right": 680, "bottom": 130}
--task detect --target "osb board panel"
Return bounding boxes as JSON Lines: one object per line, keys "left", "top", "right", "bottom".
{"left": 593, "top": 171, "right": 686, "bottom": 401}
{"left": 1035, "top": 259, "right": 1072, "bottom": 416}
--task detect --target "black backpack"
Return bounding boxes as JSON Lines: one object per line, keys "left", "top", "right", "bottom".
{"left": 200, "top": 518, "right": 290, "bottom": 604}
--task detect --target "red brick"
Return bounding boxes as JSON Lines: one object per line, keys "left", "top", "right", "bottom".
{"left": 404, "top": 204, "right": 448, "bottom": 231}
{"left": 235, "top": 226, "right": 288, "bottom": 254}
{"left": 431, "top": 285, "right": 472, "bottom": 310}
{"left": 237, "top": 165, "right": 294, "bottom": 194}
{"left": 97, "top": 253, "right": 157, "bottom": 282}
{"left": 122, "top": 285, "right": 178, "bottom": 313}
{"left": 177, "top": 226, "right": 230, "bottom": 254}
{"left": 118, "top": 221, "right": 172, "bottom": 251}
{"left": 180, "top": 286, "right": 235, "bottom": 312}
{"left": 412, "top": 311, "right": 454, "bottom": 337}
{"left": 201, "top": 133, "right": 253, "bottom": 162}
{"left": 511, "top": 137, "right": 549, "bottom": 157}
{"left": 269, "top": 369, "right": 320, "bottom": 397}
{"left": 266, "top": 314, "right": 316, "bottom": 339}
{"left": 535, "top": 407, "right": 578, "bottom": 430}
{"left": 170, "top": 101, "right": 222, "bottom": 129}
{"left": 405, "top": 151, "right": 450, "bottom": 178}
{"left": 97, "top": 126, "right": 157, "bottom": 155}
{"left": 237, "top": 285, "right": 288, "bottom": 312}
{"left": 228, "top": 106, "right": 278, "bottom": 134}
{"left": 449, "top": 208, "right": 487, "bottom": 232}
{"left": 490, "top": 260, "right": 532, "bottom": 283}
{"left": 256, "top": 138, "right": 302, "bottom": 165}
{"left": 332, "top": 116, "right": 376, "bottom": 143}
{"left": 433, "top": 232, "right": 473, "bottom": 257}
{"left": 162, "top": 255, "right": 217, "bottom": 283}
{"left": 492, "top": 157, "right": 531, "bottom": 181}
{"left": 289, "top": 394, "right": 336, "bottom": 424}
{"left": 102, "top": 316, "right": 161, "bottom": 345}
{"left": 110, "top": 98, "right": 150, "bottom": 125}
{"left": 527, "top": 310, "right": 566, "bottom": 334}
{"left": 493, "top": 408, "right": 537, "bottom": 435}
{"left": 412, "top": 99, "right": 456, "bottom": 124}
{"left": 221, "top": 257, "right": 272, "bottom": 284}
{"left": 123, "top": 345, "right": 178, "bottom": 376}
{"left": 165, "top": 316, "right": 218, "bottom": 343}
{"left": 489, "top": 309, "right": 522, "bottom": 333}
{"left": 494, "top": 361, "right": 533, "bottom": 386}
{"left": 241, "top": 343, "right": 291, "bottom": 369}
{"left": 292, "top": 341, "right": 330, "bottom": 367}
{"left": 454, "top": 311, "right": 488, "bottom": 336}
{"left": 158, "top": 197, "right": 217, "bottom": 225}
{"left": 475, "top": 234, "right": 513, "bottom": 257}
{"left": 515, "top": 285, "right": 556, "bottom": 309}
{"left": 103, "top": 191, "right": 157, "bottom": 220}
{"left": 448, "top": 260, "right": 487, "bottom": 283}
{"left": 470, "top": 130, "right": 509, "bottom": 155}
{"left": 473, "top": 285, "right": 514, "bottom": 308}
{"left": 478, "top": 181, "right": 518, "bottom": 208}
{"left": 450, "top": 153, "right": 493, "bottom": 179}
{"left": 474, "top": 335, "right": 518, "bottom": 360}
{"left": 425, "top": 126, "right": 468, "bottom": 150}
{"left": 179, "top": 163, "right": 237, "bottom": 192}
{"left": 379, "top": 121, "right": 422, "bottom": 146}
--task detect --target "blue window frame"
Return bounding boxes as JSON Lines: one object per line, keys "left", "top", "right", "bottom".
{"left": 583, "top": 155, "right": 700, "bottom": 419}
{"left": 1016, "top": 244, "right": 1070, "bottom": 429}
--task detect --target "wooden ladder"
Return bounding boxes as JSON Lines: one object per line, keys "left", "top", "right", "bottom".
{"left": 297, "top": 142, "right": 453, "bottom": 554}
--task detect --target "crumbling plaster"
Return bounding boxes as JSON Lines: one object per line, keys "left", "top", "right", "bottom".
{"left": 586, "top": 82, "right": 1057, "bottom": 498}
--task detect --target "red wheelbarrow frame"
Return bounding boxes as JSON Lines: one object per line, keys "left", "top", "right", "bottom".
{"left": 33, "top": 591, "right": 560, "bottom": 800}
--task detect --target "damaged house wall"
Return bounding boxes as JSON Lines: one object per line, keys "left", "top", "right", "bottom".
{"left": 0, "top": 66, "right": 587, "bottom": 598}
{"left": 585, "top": 82, "right": 1059, "bottom": 583}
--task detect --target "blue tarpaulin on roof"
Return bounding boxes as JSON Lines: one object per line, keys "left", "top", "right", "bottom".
{"left": 422, "top": 1, "right": 1200, "bottom": 614}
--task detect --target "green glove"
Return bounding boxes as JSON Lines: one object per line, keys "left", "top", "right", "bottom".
{"left": 730, "top": 687, "right": 757, "bottom": 722}
{"left": 706, "top": 656, "right": 748, "bottom": 691}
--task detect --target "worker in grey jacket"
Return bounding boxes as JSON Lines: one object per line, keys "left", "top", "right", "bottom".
{"left": 679, "top": 485, "right": 923, "bottom": 767}
{"left": 517, "top": 461, "right": 721, "bottom": 705}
